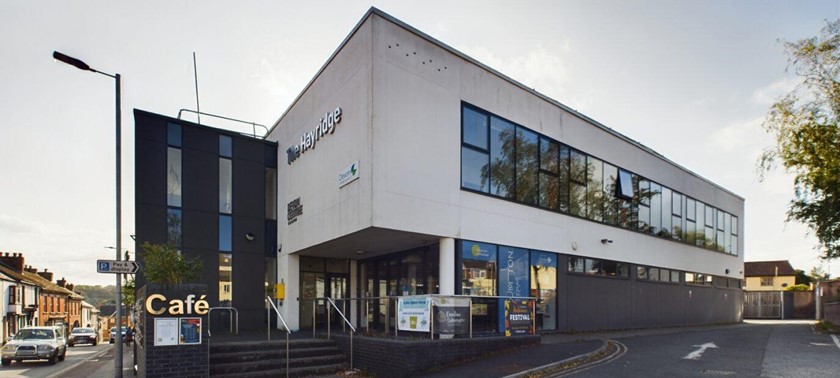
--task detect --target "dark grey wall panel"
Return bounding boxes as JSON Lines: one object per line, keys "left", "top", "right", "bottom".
{"left": 232, "top": 159, "right": 265, "bottom": 218}
{"left": 182, "top": 210, "right": 218, "bottom": 251}
{"left": 182, "top": 149, "right": 218, "bottom": 213}
{"left": 234, "top": 137, "right": 266, "bottom": 164}
{"left": 233, "top": 216, "right": 265, "bottom": 255}
{"left": 183, "top": 123, "right": 218, "bottom": 155}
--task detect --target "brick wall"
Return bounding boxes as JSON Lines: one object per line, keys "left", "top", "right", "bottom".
{"left": 824, "top": 302, "right": 840, "bottom": 325}
{"left": 332, "top": 334, "right": 539, "bottom": 378}
{"left": 137, "top": 284, "right": 209, "bottom": 378}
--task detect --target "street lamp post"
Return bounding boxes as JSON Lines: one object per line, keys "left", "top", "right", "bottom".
{"left": 54, "top": 51, "right": 123, "bottom": 378}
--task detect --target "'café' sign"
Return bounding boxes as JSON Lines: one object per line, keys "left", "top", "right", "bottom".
{"left": 145, "top": 294, "right": 210, "bottom": 316}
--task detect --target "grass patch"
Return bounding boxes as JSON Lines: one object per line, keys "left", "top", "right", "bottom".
{"left": 815, "top": 320, "right": 840, "bottom": 334}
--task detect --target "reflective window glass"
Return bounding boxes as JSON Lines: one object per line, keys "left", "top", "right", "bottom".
{"left": 570, "top": 150, "right": 586, "bottom": 184}
{"left": 637, "top": 266, "right": 648, "bottom": 280}
{"left": 539, "top": 137, "right": 559, "bottom": 173}
{"left": 686, "top": 198, "right": 696, "bottom": 221}
{"left": 219, "top": 158, "right": 232, "bottom": 213}
{"left": 649, "top": 268, "right": 660, "bottom": 281}
{"left": 539, "top": 173, "right": 560, "bottom": 210}
{"left": 570, "top": 182, "right": 586, "bottom": 217}
{"left": 515, "top": 127, "right": 539, "bottom": 205}
{"left": 167, "top": 208, "right": 182, "bottom": 249}
{"left": 603, "top": 163, "right": 618, "bottom": 225}
{"left": 650, "top": 183, "right": 661, "bottom": 234}
{"left": 661, "top": 187, "right": 672, "bottom": 236}
{"left": 219, "top": 215, "right": 232, "bottom": 252}
{"left": 463, "top": 107, "right": 488, "bottom": 149}
{"left": 460, "top": 241, "right": 497, "bottom": 296}
{"left": 671, "top": 270, "right": 680, "bottom": 283}
{"left": 568, "top": 256, "right": 585, "bottom": 273}
{"left": 672, "top": 192, "right": 682, "bottom": 217}
{"left": 660, "top": 268, "right": 670, "bottom": 282}
{"left": 220, "top": 135, "right": 232, "bottom": 158}
{"left": 638, "top": 204, "right": 650, "bottom": 233}
{"left": 167, "top": 147, "right": 182, "bottom": 207}
{"left": 558, "top": 145, "right": 571, "bottom": 212}
{"left": 696, "top": 202, "right": 706, "bottom": 246}
{"left": 461, "top": 147, "right": 489, "bottom": 192}
{"left": 489, "top": 117, "right": 515, "bottom": 198}
{"left": 617, "top": 170, "right": 633, "bottom": 200}
{"left": 586, "top": 156, "right": 603, "bottom": 221}
{"left": 167, "top": 122, "right": 181, "bottom": 147}
{"left": 219, "top": 254, "right": 232, "bottom": 306}
{"left": 732, "top": 215, "right": 739, "bottom": 235}
{"left": 705, "top": 206, "right": 714, "bottom": 227}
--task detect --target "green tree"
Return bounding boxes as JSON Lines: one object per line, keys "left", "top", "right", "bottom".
{"left": 795, "top": 269, "right": 812, "bottom": 285}
{"left": 122, "top": 276, "right": 136, "bottom": 308}
{"left": 141, "top": 242, "right": 203, "bottom": 284}
{"left": 759, "top": 19, "right": 840, "bottom": 260}
{"left": 810, "top": 265, "right": 831, "bottom": 281}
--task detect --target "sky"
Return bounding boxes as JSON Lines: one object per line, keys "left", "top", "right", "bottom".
{"left": 0, "top": 1, "right": 838, "bottom": 286}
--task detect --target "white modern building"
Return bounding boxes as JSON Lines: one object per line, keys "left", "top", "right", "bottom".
{"left": 135, "top": 7, "right": 744, "bottom": 336}
{"left": 266, "top": 8, "right": 745, "bottom": 332}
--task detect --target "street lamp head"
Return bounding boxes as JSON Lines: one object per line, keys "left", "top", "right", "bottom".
{"left": 53, "top": 51, "right": 93, "bottom": 72}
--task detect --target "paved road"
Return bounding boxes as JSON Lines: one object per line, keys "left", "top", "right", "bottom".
{"left": 572, "top": 320, "right": 840, "bottom": 378}
{"left": 0, "top": 343, "right": 112, "bottom": 378}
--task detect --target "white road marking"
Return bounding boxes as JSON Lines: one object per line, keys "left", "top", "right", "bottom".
{"left": 683, "top": 342, "right": 718, "bottom": 360}
{"left": 831, "top": 335, "right": 840, "bottom": 351}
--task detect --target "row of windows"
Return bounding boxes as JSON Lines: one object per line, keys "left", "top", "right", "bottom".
{"left": 568, "top": 257, "right": 630, "bottom": 277}
{"left": 460, "top": 103, "right": 739, "bottom": 255}
{"left": 637, "top": 266, "right": 681, "bottom": 283}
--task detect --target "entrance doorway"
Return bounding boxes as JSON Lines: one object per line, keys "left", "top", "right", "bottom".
{"left": 298, "top": 256, "right": 349, "bottom": 331}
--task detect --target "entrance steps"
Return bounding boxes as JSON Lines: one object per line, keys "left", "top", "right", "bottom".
{"left": 209, "top": 338, "right": 346, "bottom": 377}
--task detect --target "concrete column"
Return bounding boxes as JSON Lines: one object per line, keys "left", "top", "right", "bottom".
{"left": 439, "top": 238, "right": 455, "bottom": 295}
{"left": 349, "top": 260, "right": 358, "bottom": 327}
{"left": 278, "top": 253, "right": 300, "bottom": 331}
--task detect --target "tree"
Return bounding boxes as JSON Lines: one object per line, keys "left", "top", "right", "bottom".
{"left": 795, "top": 269, "right": 812, "bottom": 285}
{"left": 759, "top": 19, "right": 840, "bottom": 260}
{"left": 810, "top": 265, "right": 831, "bottom": 281}
{"left": 122, "top": 276, "right": 136, "bottom": 308}
{"left": 141, "top": 242, "right": 203, "bottom": 284}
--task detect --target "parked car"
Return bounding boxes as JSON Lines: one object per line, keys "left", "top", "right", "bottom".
{"left": 1, "top": 326, "right": 67, "bottom": 365}
{"left": 68, "top": 327, "right": 97, "bottom": 347}
{"left": 109, "top": 327, "right": 127, "bottom": 344}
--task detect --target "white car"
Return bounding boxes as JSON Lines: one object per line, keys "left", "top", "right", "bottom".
{"left": 1, "top": 327, "right": 67, "bottom": 365}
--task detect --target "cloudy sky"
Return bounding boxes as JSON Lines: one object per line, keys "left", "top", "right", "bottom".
{"left": 1, "top": 1, "right": 838, "bottom": 286}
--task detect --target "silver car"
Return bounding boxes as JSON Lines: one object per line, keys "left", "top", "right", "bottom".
{"left": 1, "top": 327, "right": 67, "bottom": 365}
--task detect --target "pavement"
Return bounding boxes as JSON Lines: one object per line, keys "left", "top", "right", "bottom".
{"left": 49, "top": 342, "right": 136, "bottom": 378}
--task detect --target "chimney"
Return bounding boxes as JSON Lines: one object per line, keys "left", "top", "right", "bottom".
{"left": 66, "top": 283, "right": 75, "bottom": 292}
{"left": 25, "top": 265, "right": 38, "bottom": 273}
{"left": 38, "top": 269, "right": 54, "bottom": 282}
{"left": 0, "top": 252, "right": 25, "bottom": 272}
{"left": 56, "top": 277, "right": 67, "bottom": 288}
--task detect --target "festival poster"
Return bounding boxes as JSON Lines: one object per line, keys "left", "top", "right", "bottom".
{"left": 498, "top": 246, "right": 529, "bottom": 333}
{"left": 504, "top": 299, "right": 535, "bottom": 336}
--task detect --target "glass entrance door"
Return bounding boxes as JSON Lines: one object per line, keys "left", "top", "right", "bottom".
{"left": 326, "top": 274, "right": 348, "bottom": 329}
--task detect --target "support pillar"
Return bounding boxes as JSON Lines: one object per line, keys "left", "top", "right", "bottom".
{"left": 439, "top": 238, "right": 455, "bottom": 295}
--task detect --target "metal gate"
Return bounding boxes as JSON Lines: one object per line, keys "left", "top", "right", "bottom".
{"left": 744, "top": 291, "right": 782, "bottom": 319}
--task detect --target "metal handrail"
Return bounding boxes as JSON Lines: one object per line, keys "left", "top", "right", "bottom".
{"left": 177, "top": 108, "right": 270, "bottom": 138}
{"left": 326, "top": 297, "right": 355, "bottom": 371}
{"left": 266, "top": 297, "right": 291, "bottom": 378}
{"left": 207, "top": 307, "right": 238, "bottom": 337}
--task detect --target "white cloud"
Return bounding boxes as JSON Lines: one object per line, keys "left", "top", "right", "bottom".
{"left": 751, "top": 76, "right": 800, "bottom": 105}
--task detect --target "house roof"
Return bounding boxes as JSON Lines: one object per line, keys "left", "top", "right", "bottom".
{"left": 22, "top": 271, "right": 84, "bottom": 299}
{"left": 0, "top": 264, "right": 40, "bottom": 287}
{"left": 744, "top": 261, "right": 797, "bottom": 277}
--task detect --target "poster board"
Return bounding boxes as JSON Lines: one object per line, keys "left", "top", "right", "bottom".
{"left": 504, "top": 299, "right": 535, "bottom": 336}
{"left": 180, "top": 318, "right": 202, "bottom": 345}
{"left": 432, "top": 297, "right": 470, "bottom": 334}
{"left": 397, "top": 296, "right": 430, "bottom": 332}
{"left": 154, "top": 318, "right": 178, "bottom": 346}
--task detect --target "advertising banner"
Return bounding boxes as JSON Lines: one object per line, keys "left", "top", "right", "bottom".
{"left": 504, "top": 299, "right": 535, "bottom": 336}
{"left": 432, "top": 297, "right": 470, "bottom": 334}
{"left": 498, "top": 246, "right": 529, "bottom": 333}
{"left": 398, "top": 296, "right": 431, "bottom": 332}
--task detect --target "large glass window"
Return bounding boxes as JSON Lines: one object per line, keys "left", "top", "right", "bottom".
{"left": 671, "top": 192, "right": 682, "bottom": 241}
{"left": 515, "top": 127, "right": 538, "bottom": 205}
{"left": 490, "top": 117, "right": 515, "bottom": 198}
{"left": 650, "top": 183, "right": 661, "bottom": 234}
{"left": 167, "top": 147, "right": 182, "bottom": 207}
{"left": 661, "top": 187, "right": 672, "bottom": 237}
{"left": 219, "top": 158, "right": 232, "bottom": 213}
{"left": 461, "top": 241, "right": 497, "bottom": 296}
{"left": 558, "top": 146, "right": 571, "bottom": 212}
{"left": 167, "top": 123, "right": 181, "bottom": 147}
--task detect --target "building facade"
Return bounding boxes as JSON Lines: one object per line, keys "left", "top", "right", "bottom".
{"left": 744, "top": 260, "right": 797, "bottom": 291}
{"left": 135, "top": 8, "right": 744, "bottom": 334}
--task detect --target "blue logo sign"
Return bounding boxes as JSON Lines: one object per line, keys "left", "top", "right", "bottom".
{"left": 99, "top": 262, "right": 110, "bottom": 271}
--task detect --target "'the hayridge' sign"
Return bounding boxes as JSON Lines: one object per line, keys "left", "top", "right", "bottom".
{"left": 286, "top": 107, "right": 342, "bottom": 165}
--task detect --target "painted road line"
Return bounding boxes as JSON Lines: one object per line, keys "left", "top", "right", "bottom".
{"left": 832, "top": 335, "right": 840, "bottom": 351}
{"left": 683, "top": 342, "right": 718, "bottom": 360}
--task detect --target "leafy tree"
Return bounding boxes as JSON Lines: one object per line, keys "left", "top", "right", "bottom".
{"left": 122, "top": 276, "right": 136, "bottom": 308}
{"left": 759, "top": 20, "right": 840, "bottom": 260}
{"left": 795, "top": 269, "right": 812, "bottom": 285}
{"left": 141, "top": 242, "right": 203, "bottom": 284}
{"left": 784, "top": 283, "right": 812, "bottom": 291}
{"left": 810, "top": 265, "right": 831, "bottom": 281}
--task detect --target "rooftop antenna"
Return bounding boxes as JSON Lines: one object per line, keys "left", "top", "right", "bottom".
{"left": 193, "top": 51, "right": 201, "bottom": 124}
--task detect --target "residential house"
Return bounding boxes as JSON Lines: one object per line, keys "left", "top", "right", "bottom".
{"left": 81, "top": 300, "right": 100, "bottom": 330}
{"left": 0, "top": 253, "right": 40, "bottom": 339}
{"left": 744, "top": 260, "right": 797, "bottom": 291}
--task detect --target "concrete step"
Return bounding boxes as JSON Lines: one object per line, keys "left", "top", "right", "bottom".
{"left": 210, "top": 354, "right": 346, "bottom": 374}
{"left": 209, "top": 363, "right": 345, "bottom": 378}
{"left": 210, "top": 346, "right": 340, "bottom": 364}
